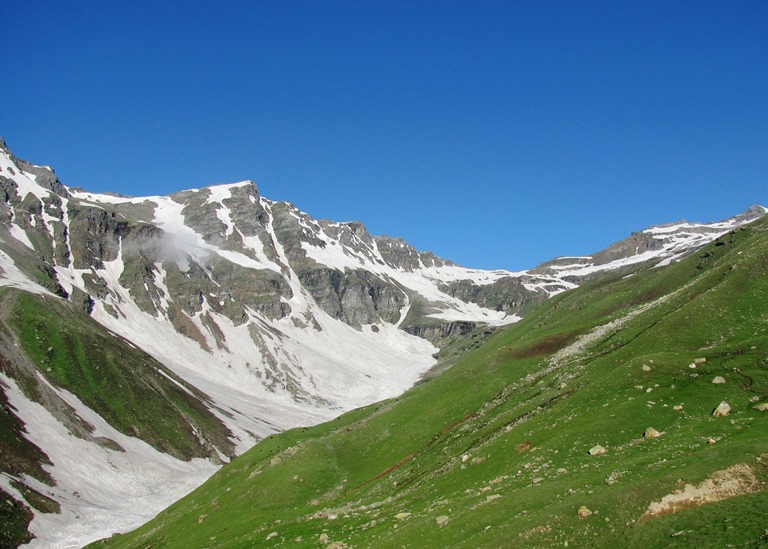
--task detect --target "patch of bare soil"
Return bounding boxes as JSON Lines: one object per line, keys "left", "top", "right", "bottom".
{"left": 639, "top": 462, "right": 764, "bottom": 522}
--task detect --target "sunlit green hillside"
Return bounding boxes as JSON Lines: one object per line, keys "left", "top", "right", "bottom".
{"left": 100, "top": 218, "right": 768, "bottom": 548}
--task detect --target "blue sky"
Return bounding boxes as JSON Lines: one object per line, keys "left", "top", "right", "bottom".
{"left": 3, "top": 1, "right": 767, "bottom": 270}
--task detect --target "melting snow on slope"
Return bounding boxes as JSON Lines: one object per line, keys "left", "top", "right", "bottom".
{"left": 8, "top": 224, "right": 35, "bottom": 250}
{"left": 0, "top": 373, "right": 218, "bottom": 549}
{"left": 0, "top": 248, "right": 57, "bottom": 296}
{"left": 548, "top": 250, "right": 667, "bottom": 277}
{"left": 86, "top": 254, "right": 439, "bottom": 447}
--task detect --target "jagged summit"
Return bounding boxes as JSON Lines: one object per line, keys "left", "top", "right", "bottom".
{"left": 0, "top": 137, "right": 67, "bottom": 198}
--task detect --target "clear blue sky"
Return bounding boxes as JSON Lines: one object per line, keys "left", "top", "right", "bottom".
{"left": 3, "top": 1, "right": 767, "bottom": 270}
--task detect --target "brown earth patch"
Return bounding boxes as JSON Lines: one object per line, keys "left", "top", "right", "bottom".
{"left": 638, "top": 462, "right": 764, "bottom": 522}
{"left": 502, "top": 332, "right": 576, "bottom": 360}
{"left": 515, "top": 441, "right": 532, "bottom": 453}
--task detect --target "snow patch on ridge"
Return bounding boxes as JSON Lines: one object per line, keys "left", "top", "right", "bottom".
{"left": 549, "top": 250, "right": 665, "bottom": 277}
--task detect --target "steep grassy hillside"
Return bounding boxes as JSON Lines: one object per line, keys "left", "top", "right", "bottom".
{"left": 0, "top": 289, "right": 236, "bottom": 463}
{"left": 0, "top": 288, "right": 237, "bottom": 545}
{"left": 1, "top": 289, "right": 235, "bottom": 460}
{"left": 100, "top": 218, "right": 768, "bottom": 548}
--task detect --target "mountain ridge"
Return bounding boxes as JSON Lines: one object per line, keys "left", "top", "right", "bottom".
{"left": 99, "top": 205, "right": 768, "bottom": 549}
{"left": 0, "top": 137, "right": 764, "bottom": 546}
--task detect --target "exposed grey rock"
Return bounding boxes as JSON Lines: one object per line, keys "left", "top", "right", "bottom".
{"left": 438, "top": 275, "right": 548, "bottom": 316}
{"left": 589, "top": 444, "right": 607, "bottom": 456}
{"left": 298, "top": 268, "right": 405, "bottom": 325}
{"left": 404, "top": 320, "right": 476, "bottom": 343}
{"left": 643, "top": 427, "right": 662, "bottom": 439}
{"left": 712, "top": 401, "right": 732, "bottom": 417}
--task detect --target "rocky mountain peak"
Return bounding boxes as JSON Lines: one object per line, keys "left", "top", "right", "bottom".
{"left": 736, "top": 204, "right": 767, "bottom": 222}
{"left": 0, "top": 138, "right": 68, "bottom": 198}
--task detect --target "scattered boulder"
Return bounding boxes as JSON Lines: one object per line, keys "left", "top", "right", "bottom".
{"left": 643, "top": 427, "right": 662, "bottom": 439}
{"left": 394, "top": 512, "right": 411, "bottom": 520}
{"left": 436, "top": 515, "right": 449, "bottom": 527}
{"left": 712, "top": 376, "right": 726, "bottom": 384}
{"left": 589, "top": 445, "right": 607, "bottom": 456}
{"left": 688, "top": 363, "right": 697, "bottom": 369}
{"left": 327, "top": 543, "right": 347, "bottom": 549}
{"left": 319, "top": 533, "right": 329, "bottom": 544}
{"left": 578, "top": 505, "right": 592, "bottom": 518}
{"left": 673, "top": 405, "right": 683, "bottom": 411}
{"left": 642, "top": 364, "right": 652, "bottom": 372}
{"left": 752, "top": 403, "right": 768, "bottom": 411}
{"left": 265, "top": 532, "right": 278, "bottom": 541}
{"left": 694, "top": 357, "right": 707, "bottom": 365}
{"left": 712, "top": 401, "right": 732, "bottom": 417}
{"left": 605, "top": 471, "right": 620, "bottom": 485}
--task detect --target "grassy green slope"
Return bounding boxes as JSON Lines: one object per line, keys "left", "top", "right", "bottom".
{"left": 101, "top": 219, "right": 768, "bottom": 548}
{"left": 0, "top": 289, "right": 236, "bottom": 462}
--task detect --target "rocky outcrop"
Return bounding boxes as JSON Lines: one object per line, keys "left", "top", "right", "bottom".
{"left": 404, "top": 321, "right": 477, "bottom": 343}
{"left": 439, "top": 276, "right": 548, "bottom": 316}
{"left": 298, "top": 268, "right": 406, "bottom": 325}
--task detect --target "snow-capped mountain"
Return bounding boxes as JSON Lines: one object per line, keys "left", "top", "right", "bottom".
{"left": 0, "top": 139, "right": 560, "bottom": 547}
{"left": 533, "top": 205, "right": 768, "bottom": 278}
{"left": 0, "top": 137, "right": 763, "bottom": 547}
